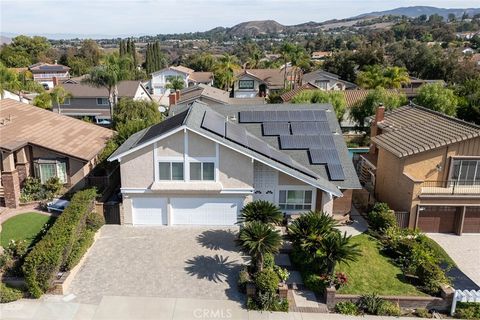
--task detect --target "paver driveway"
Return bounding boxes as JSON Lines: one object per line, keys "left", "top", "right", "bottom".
{"left": 428, "top": 233, "right": 480, "bottom": 288}
{"left": 67, "top": 225, "right": 247, "bottom": 304}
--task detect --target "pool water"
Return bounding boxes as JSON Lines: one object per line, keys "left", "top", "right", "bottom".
{"left": 348, "top": 148, "right": 369, "bottom": 159}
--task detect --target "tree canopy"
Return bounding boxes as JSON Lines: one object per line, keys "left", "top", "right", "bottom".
{"left": 291, "top": 90, "right": 347, "bottom": 122}
{"left": 356, "top": 65, "right": 410, "bottom": 89}
{"left": 413, "top": 83, "right": 458, "bottom": 116}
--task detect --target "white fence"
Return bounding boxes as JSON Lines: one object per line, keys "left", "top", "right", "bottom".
{"left": 451, "top": 289, "right": 480, "bottom": 316}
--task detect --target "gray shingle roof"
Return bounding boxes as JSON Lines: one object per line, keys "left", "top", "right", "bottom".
{"left": 372, "top": 104, "right": 480, "bottom": 158}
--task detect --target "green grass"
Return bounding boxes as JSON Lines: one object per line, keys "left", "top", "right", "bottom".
{"left": 336, "top": 233, "right": 427, "bottom": 296}
{"left": 421, "top": 236, "right": 456, "bottom": 267}
{"left": 0, "top": 212, "right": 53, "bottom": 248}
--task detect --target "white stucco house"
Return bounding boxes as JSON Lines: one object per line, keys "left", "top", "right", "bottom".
{"left": 108, "top": 102, "right": 360, "bottom": 226}
{"left": 148, "top": 65, "right": 214, "bottom": 96}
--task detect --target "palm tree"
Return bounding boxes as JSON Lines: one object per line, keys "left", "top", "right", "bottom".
{"left": 321, "top": 232, "right": 361, "bottom": 281}
{"left": 214, "top": 54, "right": 240, "bottom": 91}
{"left": 239, "top": 200, "right": 283, "bottom": 225}
{"left": 288, "top": 211, "right": 339, "bottom": 255}
{"left": 245, "top": 49, "right": 263, "bottom": 69}
{"left": 383, "top": 66, "right": 410, "bottom": 89}
{"left": 237, "top": 221, "right": 282, "bottom": 272}
{"left": 50, "top": 86, "right": 71, "bottom": 114}
{"left": 82, "top": 54, "right": 131, "bottom": 120}
{"left": 278, "top": 42, "right": 295, "bottom": 89}
{"left": 165, "top": 76, "right": 185, "bottom": 91}
{"left": 357, "top": 65, "right": 410, "bottom": 89}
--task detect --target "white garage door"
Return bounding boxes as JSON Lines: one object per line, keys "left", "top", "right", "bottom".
{"left": 132, "top": 197, "right": 167, "bottom": 225}
{"left": 171, "top": 198, "right": 242, "bottom": 226}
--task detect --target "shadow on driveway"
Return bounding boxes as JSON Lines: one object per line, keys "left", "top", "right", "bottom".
{"left": 196, "top": 229, "right": 238, "bottom": 251}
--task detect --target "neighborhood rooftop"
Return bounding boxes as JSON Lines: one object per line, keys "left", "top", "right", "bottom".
{"left": 0, "top": 99, "right": 113, "bottom": 161}
{"left": 60, "top": 80, "right": 147, "bottom": 98}
{"left": 372, "top": 103, "right": 480, "bottom": 158}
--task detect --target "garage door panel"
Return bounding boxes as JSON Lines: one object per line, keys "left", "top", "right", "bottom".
{"left": 132, "top": 197, "right": 167, "bottom": 225}
{"left": 463, "top": 207, "right": 480, "bottom": 233}
{"left": 171, "top": 198, "right": 242, "bottom": 226}
{"left": 418, "top": 206, "right": 456, "bottom": 233}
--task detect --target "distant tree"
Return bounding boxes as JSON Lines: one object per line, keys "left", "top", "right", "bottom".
{"left": 0, "top": 62, "right": 43, "bottom": 99}
{"left": 214, "top": 54, "right": 240, "bottom": 91}
{"left": 455, "top": 77, "right": 480, "bottom": 124}
{"left": 291, "top": 90, "right": 347, "bottom": 122}
{"left": 165, "top": 75, "right": 185, "bottom": 91}
{"left": 0, "top": 35, "right": 52, "bottom": 67}
{"left": 33, "top": 92, "right": 52, "bottom": 109}
{"left": 356, "top": 65, "right": 410, "bottom": 89}
{"left": 350, "top": 87, "right": 407, "bottom": 127}
{"left": 144, "top": 41, "right": 168, "bottom": 74}
{"left": 278, "top": 42, "right": 296, "bottom": 89}
{"left": 323, "top": 51, "right": 357, "bottom": 83}
{"left": 184, "top": 52, "right": 216, "bottom": 72}
{"left": 78, "top": 39, "right": 101, "bottom": 66}
{"left": 50, "top": 86, "right": 71, "bottom": 111}
{"left": 447, "top": 13, "right": 457, "bottom": 23}
{"left": 414, "top": 83, "right": 458, "bottom": 116}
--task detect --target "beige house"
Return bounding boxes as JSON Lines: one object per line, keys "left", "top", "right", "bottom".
{"left": 359, "top": 104, "right": 480, "bottom": 234}
{"left": 0, "top": 99, "right": 114, "bottom": 208}
{"left": 109, "top": 102, "right": 360, "bottom": 226}
{"left": 232, "top": 68, "right": 299, "bottom": 99}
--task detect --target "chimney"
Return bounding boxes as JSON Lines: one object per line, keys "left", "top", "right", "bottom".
{"left": 54, "top": 60, "right": 58, "bottom": 65}
{"left": 52, "top": 76, "right": 58, "bottom": 87}
{"left": 369, "top": 104, "right": 385, "bottom": 154}
{"left": 169, "top": 92, "right": 177, "bottom": 106}
{"left": 175, "top": 90, "right": 180, "bottom": 102}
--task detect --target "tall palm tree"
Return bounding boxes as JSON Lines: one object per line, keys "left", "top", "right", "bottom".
{"left": 245, "top": 49, "right": 263, "bottom": 69}
{"left": 82, "top": 54, "right": 131, "bottom": 120}
{"left": 165, "top": 76, "right": 185, "bottom": 91}
{"left": 214, "top": 54, "right": 240, "bottom": 91}
{"left": 383, "top": 66, "right": 410, "bottom": 89}
{"left": 321, "top": 232, "right": 361, "bottom": 280}
{"left": 50, "top": 86, "right": 71, "bottom": 114}
{"left": 239, "top": 200, "right": 283, "bottom": 225}
{"left": 278, "top": 42, "right": 295, "bottom": 89}
{"left": 237, "top": 221, "right": 282, "bottom": 272}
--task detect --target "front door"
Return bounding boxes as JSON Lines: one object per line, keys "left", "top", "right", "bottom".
{"left": 253, "top": 162, "right": 278, "bottom": 203}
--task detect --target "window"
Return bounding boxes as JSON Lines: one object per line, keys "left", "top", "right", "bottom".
{"left": 451, "top": 159, "right": 480, "bottom": 185}
{"left": 33, "top": 159, "right": 68, "bottom": 184}
{"left": 61, "top": 98, "right": 71, "bottom": 105}
{"left": 96, "top": 98, "right": 109, "bottom": 105}
{"left": 190, "top": 162, "right": 215, "bottom": 181}
{"left": 278, "top": 190, "right": 312, "bottom": 210}
{"left": 238, "top": 80, "right": 254, "bottom": 89}
{"left": 158, "top": 162, "right": 184, "bottom": 180}
{"left": 314, "top": 80, "right": 329, "bottom": 90}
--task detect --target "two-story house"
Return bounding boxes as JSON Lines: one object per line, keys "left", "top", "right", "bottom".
{"left": 29, "top": 62, "right": 70, "bottom": 89}
{"left": 359, "top": 104, "right": 480, "bottom": 234}
{"left": 149, "top": 66, "right": 214, "bottom": 96}
{"left": 302, "top": 70, "right": 357, "bottom": 91}
{"left": 0, "top": 99, "right": 113, "bottom": 208}
{"left": 233, "top": 68, "right": 299, "bottom": 99}
{"left": 108, "top": 102, "right": 360, "bottom": 226}
{"left": 55, "top": 80, "right": 153, "bottom": 123}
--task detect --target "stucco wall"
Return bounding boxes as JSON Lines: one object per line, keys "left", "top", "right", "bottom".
{"left": 218, "top": 145, "right": 253, "bottom": 189}
{"left": 278, "top": 172, "right": 306, "bottom": 185}
{"left": 156, "top": 130, "right": 184, "bottom": 157}
{"left": 121, "top": 145, "right": 154, "bottom": 188}
{"left": 189, "top": 133, "right": 216, "bottom": 158}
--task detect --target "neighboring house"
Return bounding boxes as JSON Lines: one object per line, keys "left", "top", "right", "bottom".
{"left": 302, "top": 70, "right": 357, "bottom": 91}
{"left": 148, "top": 66, "right": 214, "bottom": 96}
{"left": 233, "top": 68, "right": 299, "bottom": 99}
{"left": 402, "top": 77, "right": 445, "bottom": 98}
{"left": 108, "top": 102, "right": 360, "bottom": 226}
{"left": 0, "top": 99, "right": 113, "bottom": 208}
{"left": 169, "top": 84, "right": 265, "bottom": 107}
{"left": 29, "top": 61, "right": 70, "bottom": 89}
{"left": 311, "top": 51, "right": 332, "bottom": 61}
{"left": 54, "top": 80, "right": 153, "bottom": 123}
{"left": 359, "top": 104, "right": 480, "bottom": 235}
{"left": 0, "top": 90, "right": 32, "bottom": 104}
{"left": 280, "top": 82, "right": 320, "bottom": 103}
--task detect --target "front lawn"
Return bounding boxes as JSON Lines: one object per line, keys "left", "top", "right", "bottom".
{"left": 0, "top": 212, "right": 53, "bottom": 248}
{"left": 336, "top": 233, "right": 427, "bottom": 296}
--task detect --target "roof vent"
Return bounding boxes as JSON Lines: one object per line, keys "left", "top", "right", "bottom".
{"left": 227, "top": 115, "right": 237, "bottom": 122}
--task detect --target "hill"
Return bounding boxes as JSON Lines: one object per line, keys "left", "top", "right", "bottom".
{"left": 354, "top": 6, "right": 480, "bottom": 19}
{"left": 227, "top": 20, "right": 285, "bottom": 37}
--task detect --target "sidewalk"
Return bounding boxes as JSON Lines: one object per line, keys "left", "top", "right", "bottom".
{"left": 0, "top": 295, "right": 417, "bottom": 320}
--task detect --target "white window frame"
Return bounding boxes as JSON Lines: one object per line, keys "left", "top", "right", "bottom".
{"left": 157, "top": 158, "right": 184, "bottom": 181}
{"left": 275, "top": 185, "right": 316, "bottom": 213}
{"left": 449, "top": 157, "right": 480, "bottom": 185}
{"left": 238, "top": 80, "right": 255, "bottom": 90}
{"left": 96, "top": 97, "right": 109, "bottom": 106}
{"left": 189, "top": 159, "right": 216, "bottom": 181}
{"left": 33, "top": 158, "right": 68, "bottom": 184}
{"left": 61, "top": 98, "right": 71, "bottom": 105}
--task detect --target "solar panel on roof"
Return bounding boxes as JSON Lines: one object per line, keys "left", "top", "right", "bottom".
{"left": 138, "top": 109, "right": 189, "bottom": 145}
{"left": 280, "top": 135, "right": 325, "bottom": 149}
{"left": 263, "top": 111, "right": 277, "bottom": 122}
{"left": 263, "top": 122, "right": 290, "bottom": 136}
{"left": 319, "top": 135, "right": 336, "bottom": 149}
{"left": 309, "top": 149, "right": 341, "bottom": 165}
{"left": 327, "top": 163, "right": 345, "bottom": 181}
{"left": 239, "top": 111, "right": 253, "bottom": 123}
{"left": 226, "top": 121, "right": 248, "bottom": 146}
{"left": 290, "top": 122, "right": 330, "bottom": 135}
{"left": 252, "top": 111, "right": 265, "bottom": 122}
{"left": 201, "top": 111, "right": 226, "bottom": 137}
{"left": 313, "top": 110, "right": 327, "bottom": 121}
{"left": 247, "top": 136, "right": 272, "bottom": 158}
{"left": 276, "top": 111, "right": 290, "bottom": 121}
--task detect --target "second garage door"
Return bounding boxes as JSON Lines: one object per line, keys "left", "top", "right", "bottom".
{"left": 132, "top": 197, "right": 167, "bottom": 225}
{"left": 463, "top": 207, "right": 480, "bottom": 233}
{"left": 171, "top": 198, "right": 243, "bottom": 226}
{"left": 418, "top": 206, "right": 457, "bottom": 233}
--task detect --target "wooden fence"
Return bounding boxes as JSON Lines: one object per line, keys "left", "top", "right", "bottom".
{"left": 395, "top": 211, "right": 410, "bottom": 228}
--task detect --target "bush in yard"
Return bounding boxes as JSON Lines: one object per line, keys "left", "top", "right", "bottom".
{"left": 86, "top": 211, "right": 105, "bottom": 231}
{"left": 43, "top": 177, "right": 63, "bottom": 197}
{"left": 377, "top": 301, "right": 401, "bottom": 316}
{"left": 254, "top": 268, "right": 280, "bottom": 294}
{"left": 0, "top": 283, "right": 23, "bottom": 303}
{"left": 415, "top": 308, "right": 432, "bottom": 318}
{"left": 238, "top": 267, "right": 251, "bottom": 293}
{"left": 64, "top": 229, "right": 95, "bottom": 270}
{"left": 367, "top": 202, "right": 397, "bottom": 233}
{"left": 273, "top": 265, "right": 290, "bottom": 283}
{"left": 357, "top": 293, "right": 384, "bottom": 315}
{"left": 455, "top": 302, "right": 480, "bottom": 319}
{"left": 335, "top": 301, "right": 360, "bottom": 315}
{"left": 22, "top": 188, "right": 97, "bottom": 298}
{"left": 0, "top": 240, "right": 28, "bottom": 277}
{"left": 239, "top": 200, "right": 283, "bottom": 225}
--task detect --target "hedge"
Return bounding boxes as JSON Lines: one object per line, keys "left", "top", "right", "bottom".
{"left": 0, "top": 283, "right": 23, "bottom": 303}
{"left": 22, "top": 189, "right": 98, "bottom": 298}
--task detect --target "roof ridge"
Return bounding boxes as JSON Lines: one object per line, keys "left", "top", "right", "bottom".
{"left": 409, "top": 102, "right": 480, "bottom": 129}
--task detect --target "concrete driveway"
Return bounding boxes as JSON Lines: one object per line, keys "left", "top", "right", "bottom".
{"left": 428, "top": 233, "right": 480, "bottom": 288}
{"left": 67, "top": 226, "right": 247, "bottom": 304}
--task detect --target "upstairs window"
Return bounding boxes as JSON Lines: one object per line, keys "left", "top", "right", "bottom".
{"left": 96, "top": 98, "right": 109, "bottom": 105}
{"left": 190, "top": 162, "right": 215, "bottom": 181}
{"left": 451, "top": 159, "right": 480, "bottom": 185}
{"left": 158, "top": 162, "right": 184, "bottom": 181}
{"left": 239, "top": 80, "right": 254, "bottom": 90}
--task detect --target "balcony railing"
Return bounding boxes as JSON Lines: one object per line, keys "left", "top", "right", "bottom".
{"left": 421, "top": 180, "right": 480, "bottom": 195}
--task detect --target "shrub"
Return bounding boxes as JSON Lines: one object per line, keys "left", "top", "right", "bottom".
{"left": 263, "top": 252, "right": 275, "bottom": 269}
{"left": 335, "top": 301, "right": 360, "bottom": 315}
{"left": 64, "top": 230, "right": 95, "bottom": 270}
{"left": 377, "top": 301, "right": 401, "bottom": 316}
{"left": 247, "top": 291, "right": 288, "bottom": 311}
{"left": 1, "top": 240, "right": 28, "bottom": 277}
{"left": 367, "top": 202, "right": 397, "bottom": 233}
{"left": 22, "top": 188, "right": 97, "bottom": 298}
{"left": 238, "top": 268, "right": 250, "bottom": 293}
{"left": 274, "top": 266, "right": 290, "bottom": 283}
{"left": 415, "top": 308, "right": 432, "bottom": 318}
{"left": 303, "top": 272, "right": 328, "bottom": 294}
{"left": 254, "top": 268, "right": 280, "bottom": 294}
{"left": 455, "top": 302, "right": 480, "bottom": 319}
{"left": 357, "top": 293, "right": 384, "bottom": 315}
{"left": 86, "top": 211, "right": 105, "bottom": 232}
{"left": 0, "top": 283, "right": 23, "bottom": 303}
{"left": 43, "top": 177, "right": 63, "bottom": 196}
{"left": 240, "top": 200, "right": 283, "bottom": 225}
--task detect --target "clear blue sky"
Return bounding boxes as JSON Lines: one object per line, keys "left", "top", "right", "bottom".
{"left": 1, "top": 0, "right": 479, "bottom": 37}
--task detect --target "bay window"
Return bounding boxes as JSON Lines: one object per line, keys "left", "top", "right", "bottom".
{"left": 33, "top": 159, "right": 68, "bottom": 184}
{"left": 190, "top": 162, "right": 215, "bottom": 181}
{"left": 278, "top": 189, "right": 313, "bottom": 210}
{"left": 158, "top": 162, "right": 184, "bottom": 181}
